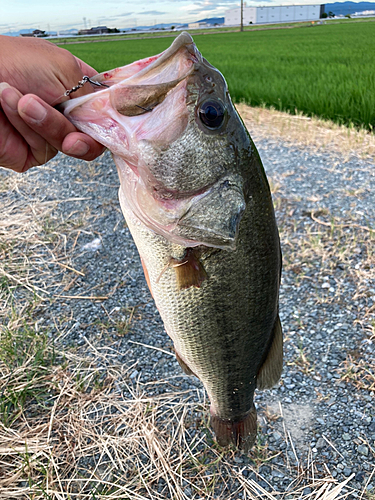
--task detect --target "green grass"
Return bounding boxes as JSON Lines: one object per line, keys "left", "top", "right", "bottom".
{"left": 0, "top": 311, "right": 57, "bottom": 427}
{"left": 61, "top": 21, "right": 375, "bottom": 130}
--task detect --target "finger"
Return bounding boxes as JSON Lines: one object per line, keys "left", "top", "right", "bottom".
{"left": 62, "top": 132, "right": 106, "bottom": 161}
{"left": 1, "top": 86, "right": 57, "bottom": 166}
{"left": 0, "top": 108, "right": 38, "bottom": 173}
{"left": 18, "top": 94, "right": 80, "bottom": 150}
{"left": 18, "top": 94, "right": 105, "bottom": 161}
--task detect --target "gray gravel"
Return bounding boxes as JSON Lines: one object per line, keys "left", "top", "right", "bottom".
{"left": 2, "top": 135, "right": 374, "bottom": 497}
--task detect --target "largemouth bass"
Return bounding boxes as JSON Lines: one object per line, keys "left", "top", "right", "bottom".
{"left": 62, "top": 32, "right": 282, "bottom": 451}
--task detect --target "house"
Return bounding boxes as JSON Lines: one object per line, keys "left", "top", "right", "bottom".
{"left": 78, "top": 26, "right": 111, "bottom": 35}
{"left": 20, "top": 29, "right": 46, "bottom": 37}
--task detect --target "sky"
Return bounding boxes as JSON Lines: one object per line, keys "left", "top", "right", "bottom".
{"left": 0, "top": 0, "right": 238, "bottom": 33}
{"left": 0, "top": 0, "right": 366, "bottom": 33}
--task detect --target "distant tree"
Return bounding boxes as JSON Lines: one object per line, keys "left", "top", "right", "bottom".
{"left": 108, "top": 28, "right": 120, "bottom": 33}
{"left": 249, "top": 21, "right": 253, "bottom": 24}
{"left": 345, "top": 13, "right": 351, "bottom": 18}
{"left": 321, "top": 12, "right": 328, "bottom": 18}
{"left": 328, "top": 11, "right": 335, "bottom": 17}
{"left": 171, "top": 26, "right": 175, "bottom": 30}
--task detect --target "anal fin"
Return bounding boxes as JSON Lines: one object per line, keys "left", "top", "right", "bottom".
{"left": 257, "top": 314, "right": 283, "bottom": 390}
{"left": 175, "top": 349, "right": 196, "bottom": 377}
{"left": 210, "top": 406, "right": 257, "bottom": 452}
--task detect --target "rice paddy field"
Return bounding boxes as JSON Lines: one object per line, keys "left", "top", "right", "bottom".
{"left": 60, "top": 21, "right": 375, "bottom": 131}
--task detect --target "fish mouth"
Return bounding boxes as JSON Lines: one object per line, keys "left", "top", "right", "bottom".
{"left": 62, "top": 32, "right": 246, "bottom": 250}
{"left": 63, "top": 32, "right": 199, "bottom": 115}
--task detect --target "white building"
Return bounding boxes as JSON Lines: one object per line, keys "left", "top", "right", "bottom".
{"left": 188, "top": 22, "right": 209, "bottom": 29}
{"left": 225, "top": 7, "right": 257, "bottom": 25}
{"left": 225, "top": 4, "right": 323, "bottom": 25}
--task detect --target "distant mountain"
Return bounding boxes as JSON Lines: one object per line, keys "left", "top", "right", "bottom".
{"left": 1, "top": 29, "right": 34, "bottom": 37}
{"left": 196, "top": 17, "right": 224, "bottom": 25}
{"left": 324, "top": 1, "right": 375, "bottom": 15}
{"left": 130, "top": 23, "right": 185, "bottom": 31}
{"left": 133, "top": 18, "right": 223, "bottom": 30}
{"left": 1, "top": 17, "right": 226, "bottom": 37}
{"left": 58, "top": 29, "right": 79, "bottom": 35}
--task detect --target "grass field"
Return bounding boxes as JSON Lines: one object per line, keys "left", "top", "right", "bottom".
{"left": 60, "top": 21, "right": 375, "bottom": 131}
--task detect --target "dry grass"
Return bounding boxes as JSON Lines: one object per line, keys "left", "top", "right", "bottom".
{"left": 0, "top": 329, "right": 361, "bottom": 500}
{"left": 338, "top": 351, "right": 375, "bottom": 393}
{"left": 0, "top": 166, "right": 95, "bottom": 316}
{"left": 237, "top": 104, "right": 375, "bottom": 160}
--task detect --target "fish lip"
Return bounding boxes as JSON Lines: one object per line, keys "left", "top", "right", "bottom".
{"left": 90, "top": 32, "right": 199, "bottom": 89}
{"left": 150, "top": 32, "right": 199, "bottom": 68}
{"left": 62, "top": 32, "right": 199, "bottom": 113}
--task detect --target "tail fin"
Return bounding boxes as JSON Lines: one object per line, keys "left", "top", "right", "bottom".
{"left": 210, "top": 406, "right": 257, "bottom": 452}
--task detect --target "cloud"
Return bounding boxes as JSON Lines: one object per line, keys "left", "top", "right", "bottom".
{"left": 139, "top": 10, "right": 167, "bottom": 15}
{"left": 96, "top": 13, "right": 134, "bottom": 22}
{"left": 180, "top": 0, "right": 235, "bottom": 13}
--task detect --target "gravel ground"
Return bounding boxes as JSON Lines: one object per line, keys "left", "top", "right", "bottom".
{"left": 1, "top": 119, "right": 374, "bottom": 498}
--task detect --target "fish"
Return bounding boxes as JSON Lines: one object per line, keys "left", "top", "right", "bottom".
{"left": 61, "top": 32, "right": 282, "bottom": 451}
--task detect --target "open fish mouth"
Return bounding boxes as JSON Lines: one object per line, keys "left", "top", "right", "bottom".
{"left": 92, "top": 32, "right": 200, "bottom": 91}
{"left": 62, "top": 32, "right": 247, "bottom": 250}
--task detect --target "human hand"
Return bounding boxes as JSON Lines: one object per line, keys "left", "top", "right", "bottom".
{"left": 0, "top": 36, "right": 105, "bottom": 172}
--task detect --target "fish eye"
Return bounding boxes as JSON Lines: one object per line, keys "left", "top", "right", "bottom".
{"left": 199, "top": 101, "right": 225, "bottom": 129}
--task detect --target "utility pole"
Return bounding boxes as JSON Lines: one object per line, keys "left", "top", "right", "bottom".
{"left": 240, "top": 0, "right": 244, "bottom": 31}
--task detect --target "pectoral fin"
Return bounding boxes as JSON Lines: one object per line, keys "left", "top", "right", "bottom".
{"left": 170, "top": 248, "right": 208, "bottom": 290}
{"left": 256, "top": 314, "right": 283, "bottom": 390}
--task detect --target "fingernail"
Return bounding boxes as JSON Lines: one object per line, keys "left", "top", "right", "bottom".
{"left": 0, "top": 82, "right": 11, "bottom": 97}
{"left": 1, "top": 87, "right": 20, "bottom": 111}
{"left": 65, "top": 139, "right": 90, "bottom": 157}
{"left": 20, "top": 97, "right": 47, "bottom": 122}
